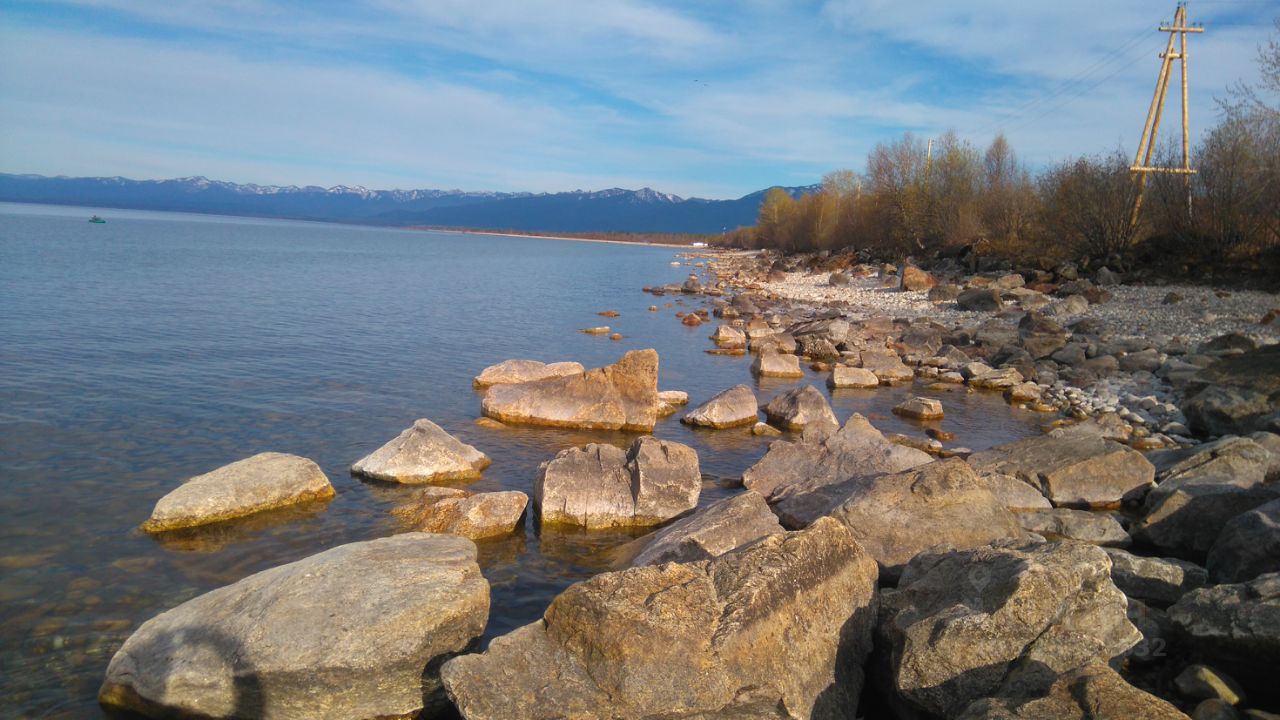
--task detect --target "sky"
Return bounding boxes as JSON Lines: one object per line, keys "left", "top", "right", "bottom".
{"left": 0, "top": 1, "right": 1275, "bottom": 199}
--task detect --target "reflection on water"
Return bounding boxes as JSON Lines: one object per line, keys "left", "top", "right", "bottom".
{"left": 0, "top": 203, "right": 1047, "bottom": 718}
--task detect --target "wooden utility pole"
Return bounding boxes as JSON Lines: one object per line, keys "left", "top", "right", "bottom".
{"left": 1129, "top": 2, "right": 1203, "bottom": 231}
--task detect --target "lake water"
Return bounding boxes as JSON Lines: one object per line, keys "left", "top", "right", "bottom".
{"left": 0, "top": 202, "right": 1047, "bottom": 718}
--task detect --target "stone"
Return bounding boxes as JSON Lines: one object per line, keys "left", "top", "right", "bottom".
{"left": 580, "top": 326, "right": 611, "bottom": 335}
{"left": 140, "top": 453, "right": 334, "bottom": 533}
{"left": 681, "top": 313, "right": 703, "bottom": 326}
{"left": 1103, "top": 547, "right": 1207, "bottom": 604}
{"left": 1095, "top": 266, "right": 1121, "bottom": 285}
{"left": 762, "top": 384, "right": 837, "bottom": 432}
{"left": 860, "top": 347, "right": 914, "bottom": 384}
{"left": 681, "top": 274, "right": 701, "bottom": 293}
{"left": 535, "top": 437, "right": 701, "bottom": 529}
{"left": 1134, "top": 477, "right": 1280, "bottom": 558}
{"left": 901, "top": 265, "right": 936, "bottom": 291}
{"left": 709, "top": 324, "right": 746, "bottom": 347}
{"left": 1207, "top": 498, "right": 1280, "bottom": 583}
{"left": 391, "top": 487, "right": 528, "bottom": 540}
{"left": 1193, "top": 699, "right": 1242, "bottom": 720}
{"left": 796, "top": 334, "right": 840, "bottom": 360}
{"left": 482, "top": 349, "right": 660, "bottom": 431}
{"left": 929, "top": 283, "right": 963, "bottom": 303}
{"left": 751, "top": 350, "right": 804, "bottom": 378}
{"left": 968, "top": 435, "right": 1156, "bottom": 509}
{"left": 825, "top": 458, "right": 1023, "bottom": 582}
{"left": 829, "top": 271, "right": 851, "bottom": 285}
{"left": 893, "top": 396, "right": 944, "bottom": 420}
{"left": 956, "top": 663, "right": 1190, "bottom": 720}
{"left": 752, "top": 421, "right": 782, "bottom": 436}
{"left": 1004, "top": 382, "right": 1041, "bottom": 404}
{"left": 1018, "top": 509, "right": 1130, "bottom": 547}
{"left": 992, "top": 272, "right": 1026, "bottom": 290}
{"left": 743, "top": 413, "right": 932, "bottom": 505}
{"left": 970, "top": 367, "right": 1025, "bottom": 390}
{"left": 1176, "top": 664, "right": 1247, "bottom": 705}
{"left": 1184, "top": 345, "right": 1280, "bottom": 436}
{"left": 980, "top": 473, "right": 1052, "bottom": 510}
{"left": 829, "top": 364, "right": 879, "bottom": 389}
{"left": 657, "top": 390, "right": 688, "bottom": 406}
{"left": 880, "top": 541, "right": 1142, "bottom": 718}
{"left": 351, "top": 419, "right": 491, "bottom": 484}
{"left": 99, "top": 534, "right": 489, "bottom": 720}
{"left": 472, "top": 359, "right": 585, "bottom": 388}
{"left": 440, "top": 518, "right": 879, "bottom": 720}
{"left": 625, "top": 492, "right": 784, "bottom": 567}
{"left": 1169, "top": 572, "right": 1280, "bottom": 671}
{"left": 681, "top": 384, "right": 759, "bottom": 429}
{"left": 958, "top": 287, "right": 1004, "bottom": 311}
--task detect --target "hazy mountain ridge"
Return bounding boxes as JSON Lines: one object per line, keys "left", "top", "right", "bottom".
{"left": 0, "top": 173, "right": 817, "bottom": 234}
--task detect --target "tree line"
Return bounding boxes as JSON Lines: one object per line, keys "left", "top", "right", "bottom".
{"left": 719, "top": 20, "right": 1279, "bottom": 276}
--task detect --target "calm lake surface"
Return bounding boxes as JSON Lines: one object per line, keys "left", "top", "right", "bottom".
{"left": 0, "top": 202, "right": 1046, "bottom": 718}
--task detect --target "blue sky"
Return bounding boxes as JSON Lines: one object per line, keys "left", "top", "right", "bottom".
{"left": 0, "top": 1, "right": 1275, "bottom": 198}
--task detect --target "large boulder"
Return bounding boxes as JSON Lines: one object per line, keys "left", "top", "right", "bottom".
{"left": 763, "top": 384, "right": 838, "bottom": 432}
{"left": 1206, "top": 498, "right": 1280, "bottom": 583}
{"left": 1183, "top": 344, "right": 1280, "bottom": 436}
{"left": 351, "top": 419, "right": 491, "bottom": 484}
{"left": 472, "top": 359, "right": 584, "bottom": 389}
{"left": 391, "top": 487, "right": 528, "bottom": 540}
{"left": 957, "top": 663, "right": 1190, "bottom": 720}
{"left": 1018, "top": 508, "right": 1131, "bottom": 547}
{"left": 1148, "top": 435, "right": 1274, "bottom": 487}
{"left": 441, "top": 518, "right": 879, "bottom": 720}
{"left": 681, "top": 384, "right": 759, "bottom": 428}
{"left": 829, "top": 365, "right": 880, "bottom": 389}
{"left": 625, "top": 491, "right": 784, "bottom": 567}
{"left": 709, "top": 324, "right": 747, "bottom": 348}
{"left": 100, "top": 534, "right": 489, "bottom": 720}
{"left": 967, "top": 435, "right": 1155, "bottom": 509}
{"left": 1168, "top": 572, "right": 1280, "bottom": 673}
{"left": 1133, "top": 476, "right": 1280, "bottom": 558}
{"left": 958, "top": 287, "right": 1004, "bottom": 312}
{"left": 1103, "top": 547, "right": 1207, "bottom": 604}
{"left": 481, "top": 349, "right": 660, "bottom": 431}
{"left": 752, "top": 350, "right": 805, "bottom": 378}
{"left": 878, "top": 541, "right": 1142, "bottom": 718}
{"left": 535, "top": 437, "right": 701, "bottom": 529}
{"left": 824, "top": 458, "right": 1024, "bottom": 582}
{"left": 141, "top": 452, "right": 334, "bottom": 533}
{"left": 860, "top": 348, "right": 914, "bottom": 384}
{"left": 743, "top": 413, "right": 932, "bottom": 504}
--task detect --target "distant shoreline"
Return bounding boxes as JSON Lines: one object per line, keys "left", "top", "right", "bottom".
{"left": 411, "top": 226, "right": 708, "bottom": 249}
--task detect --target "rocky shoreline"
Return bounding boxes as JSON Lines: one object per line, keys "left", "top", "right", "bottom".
{"left": 98, "top": 249, "right": 1280, "bottom": 719}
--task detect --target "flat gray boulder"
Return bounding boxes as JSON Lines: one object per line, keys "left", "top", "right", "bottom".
{"left": 681, "top": 384, "right": 759, "bottom": 428}
{"left": 352, "top": 419, "right": 490, "bottom": 484}
{"left": 762, "top": 384, "right": 838, "bottom": 432}
{"left": 1148, "top": 435, "right": 1273, "bottom": 487}
{"left": 957, "top": 663, "right": 1190, "bottom": 720}
{"left": 1133, "top": 475, "right": 1280, "bottom": 557}
{"left": 824, "top": 458, "right": 1024, "bottom": 582}
{"left": 1207, "top": 498, "right": 1280, "bottom": 583}
{"left": 472, "top": 358, "right": 584, "bottom": 389}
{"left": 1169, "top": 572, "right": 1280, "bottom": 669}
{"left": 1103, "top": 547, "right": 1206, "bottom": 604}
{"left": 535, "top": 436, "right": 700, "bottom": 529}
{"left": 979, "top": 473, "right": 1052, "bottom": 511}
{"left": 968, "top": 435, "right": 1155, "bottom": 509}
{"left": 441, "top": 518, "right": 879, "bottom": 719}
{"left": 1184, "top": 344, "right": 1280, "bottom": 436}
{"left": 141, "top": 452, "right": 334, "bottom": 533}
{"left": 743, "top": 413, "right": 932, "bottom": 504}
{"left": 880, "top": 541, "right": 1142, "bottom": 718}
{"left": 391, "top": 487, "right": 528, "bottom": 540}
{"left": 482, "top": 349, "right": 660, "bottom": 431}
{"left": 625, "top": 491, "right": 784, "bottom": 567}
{"left": 99, "top": 534, "right": 489, "bottom": 720}
{"left": 1017, "top": 508, "right": 1131, "bottom": 547}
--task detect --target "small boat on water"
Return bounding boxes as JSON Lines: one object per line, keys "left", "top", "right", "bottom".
{"left": 89, "top": 215, "right": 106, "bottom": 224}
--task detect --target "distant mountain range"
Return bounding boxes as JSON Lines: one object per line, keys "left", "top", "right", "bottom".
{"left": 0, "top": 174, "right": 818, "bottom": 234}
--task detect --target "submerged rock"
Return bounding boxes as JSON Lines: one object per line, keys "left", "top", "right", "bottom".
{"left": 391, "top": 487, "right": 528, "bottom": 540}
{"left": 681, "top": 384, "right": 759, "bottom": 428}
{"left": 743, "top": 413, "right": 932, "bottom": 505}
{"left": 141, "top": 452, "right": 334, "bottom": 533}
{"left": 626, "top": 491, "right": 784, "bottom": 567}
{"left": 893, "top": 396, "right": 944, "bottom": 420}
{"left": 968, "top": 435, "right": 1155, "bottom": 509}
{"left": 472, "top": 359, "right": 584, "bottom": 389}
{"left": 351, "top": 419, "right": 491, "bottom": 484}
{"left": 762, "top": 384, "right": 838, "bottom": 432}
{"left": 482, "top": 349, "right": 660, "bottom": 431}
{"left": 535, "top": 436, "right": 700, "bottom": 529}
{"left": 441, "top": 518, "right": 879, "bottom": 720}
{"left": 879, "top": 541, "right": 1142, "bottom": 718}
{"left": 100, "top": 534, "right": 489, "bottom": 720}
